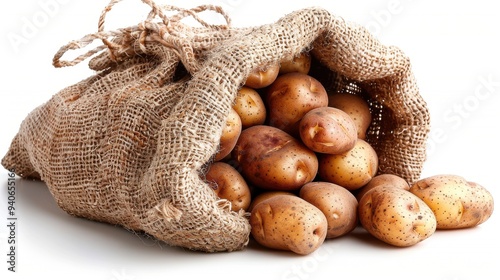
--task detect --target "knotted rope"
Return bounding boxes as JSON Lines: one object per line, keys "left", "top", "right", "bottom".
{"left": 52, "top": 0, "right": 231, "bottom": 73}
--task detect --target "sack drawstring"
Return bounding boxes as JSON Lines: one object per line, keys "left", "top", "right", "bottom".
{"left": 52, "top": 0, "right": 231, "bottom": 74}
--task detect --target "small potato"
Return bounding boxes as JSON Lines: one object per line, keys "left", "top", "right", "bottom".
{"left": 318, "top": 139, "right": 378, "bottom": 191}
{"left": 409, "top": 174, "right": 494, "bottom": 229}
{"left": 214, "top": 108, "right": 242, "bottom": 161}
{"left": 247, "top": 191, "right": 295, "bottom": 212}
{"left": 279, "top": 52, "right": 312, "bottom": 75}
{"left": 300, "top": 182, "right": 358, "bottom": 239}
{"left": 232, "top": 125, "right": 318, "bottom": 191}
{"left": 250, "top": 195, "right": 328, "bottom": 255}
{"left": 204, "top": 162, "right": 252, "bottom": 212}
{"left": 328, "top": 93, "right": 372, "bottom": 139}
{"left": 244, "top": 63, "right": 280, "bottom": 89}
{"left": 266, "top": 72, "right": 328, "bottom": 136}
{"left": 233, "top": 86, "right": 267, "bottom": 128}
{"left": 299, "top": 107, "right": 357, "bottom": 154}
{"left": 358, "top": 186, "right": 437, "bottom": 247}
{"left": 356, "top": 174, "right": 409, "bottom": 201}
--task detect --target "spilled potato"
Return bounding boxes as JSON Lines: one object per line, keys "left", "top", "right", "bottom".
{"left": 358, "top": 186, "right": 437, "bottom": 247}
{"left": 250, "top": 195, "right": 328, "bottom": 255}
{"left": 409, "top": 174, "right": 494, "bottom": 229}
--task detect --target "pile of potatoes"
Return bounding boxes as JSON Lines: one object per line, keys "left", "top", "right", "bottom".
{"left": 202, "top": 52, "right": 494, "bottom": 255}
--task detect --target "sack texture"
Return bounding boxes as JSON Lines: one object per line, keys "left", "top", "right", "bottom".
{"left": 2, "top": 0, "right": 429, "bottom": 252}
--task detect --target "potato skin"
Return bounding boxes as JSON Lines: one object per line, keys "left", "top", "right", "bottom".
{"left": 300, "top": 182, "right": 358, "bottom": 239}
{"left": 244, "top": 63, "right": 280, "bottom": 89}
{"left": 409, "top": 174, "right": 494, "bottom": 229}
{"left": 266, "top": 72, "right": 328, "bottom": 136}
{"left": 299, "top": 107, "right": 357, "bottom": 154}
{"left": 232, "top": 125, "right": 318, "bottom": 191}
{"left": 279, "top": 52, "right": 311, "bottom": 75}
{"left": 356, "top": 174, "right": 410, "bottom": 201}
{"left": 328, "top": 93, "right": 372, "bottom": 139}
{"left": 250, "top": 195, "right": 328, "bottom": 255}
{"left": 215, "top": 108, "right": 242, "bottom": 161}
{"left": 247, "top": 191, "right": 295, "bottom": 212}
{"left": 204, "top": 162, "right": 252, "bottom": 212}
{"left": 233, "top": 86, "right": 267, "bottom": 129}
{"left": 358, "top": 186, "right": 437, "bottom": 247}
{"left": 318, "top": 139, "right": 378, "bottom": 191}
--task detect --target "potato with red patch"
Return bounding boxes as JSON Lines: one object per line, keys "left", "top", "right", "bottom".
{"left": 299, "top": 107, "right": 358, "bottom": 155}
{"left": 232, "top": 125, "right": 318, "bottom": 191}
{"left": 358, "top": 186, "right": 437, "bottom": 247}
{"left": 204, "top": 162, "right": 252, "bottom": 212}
{"left": 266, "top": 72, "right": 328, "bottom": 136}
{"left": 250, "top": 195, "right": 328, "bottom": 255}
{"left": 300, "top": 182, "right": 358, "bottom": 238}
{"left": 409, "top": 174, "right": 494, "bottom": 229}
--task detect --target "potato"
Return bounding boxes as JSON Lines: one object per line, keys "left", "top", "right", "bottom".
{"left": 299, "top": 107, "right": 358, "bottom": 154}
{"left": 266, "top": 72, "right": 328, "bottom": 136}
{"left": 318, "top": 139, "right": 378, "bottom": 191}
{"left": 409, "top": 174, "right": 494, "bottom": 229}
{"left": 232, "top": 125, "right": 318, "bottom": 191}
{"left": 356, "top": 174, "right": 409, "bottom": 201}
{"left": 358, "top": 186, "right": 437, "bottom": 247}
{"left": 279, "top": 52, "right": 312, "bottom": 75}
{"left": 300, "top": 182, "right": 358, "bottom": 239}
{"left": 328, "top": 93, "right": 372, "bottom": 139}
{"left": 204, "top": 162, "right": 252, "bottom": 212}
{"left": 250, "top": 195, "right": 328, "bottom": 255}
{"left": 233, "top": 86, "right": 267, "bottom": 128}
{"left": 244, "top": 63, "right": 280, "bottom": 89}
{"left": 214, "top": 108, "right": 242, "bottom": 161}
{"left": 247, "top": 191, "right": 295, "bottom": 212}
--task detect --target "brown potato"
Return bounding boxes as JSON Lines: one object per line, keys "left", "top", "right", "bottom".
{"left": 250, "top": 195, "right": 328, "bottom": 255}
{"left": 214, "top": 108, "right": 242, "bottom": 161}
{"left": 266, "top": 72, "right": 328, "bottom": 136}
{"left": 279, "top": 52, "right": 312, "bottom": 75}
{"left": 358, "top": 186, "right": 437, "bottom": 247}
{"left": 233, "top": 86, "right": 267, "bottom": 128}
{"left": 300, "top": 182, "right": 358, "bottom": 239}
{"left": 244, "top": 63, "right": 280, "bottom": 89}
{"left": 318, "top": 139, "right": 378, "bottom": 191}
{"left": 232, "top": 125, "right": 318, "bottom": 191}
{"left": 356, "top": 174, "right": 409, "bottom": 201}
{"left": 299, "top": 107, "right": 357, "bottom": 154}
{"left": 328, "top": 93, "right": 372, "bottom": 139}
{"left": 409, "top": 174, "right": 494, "bottom": 229}
{"left": 247, "top": 191, "right": 295, "bottom": 212}
{"left": 204, "top": 162, "right": 252, "bottom": 212}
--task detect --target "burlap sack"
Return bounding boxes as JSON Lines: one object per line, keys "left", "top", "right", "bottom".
{"left": 2, "top": 0, "right": 430, "bottom": 252}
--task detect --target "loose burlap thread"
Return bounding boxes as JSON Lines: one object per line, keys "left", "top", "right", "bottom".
{"left": 2, "top": 0, "right": 430, "bottom": 252}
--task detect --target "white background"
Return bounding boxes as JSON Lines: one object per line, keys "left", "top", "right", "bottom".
{"left": 1, "top": 0, "right": 499, "bottom": 279}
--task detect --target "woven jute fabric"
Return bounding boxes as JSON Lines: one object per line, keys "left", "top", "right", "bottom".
{"left": 2, "top": 0, "right": 429, "bottom": 252}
